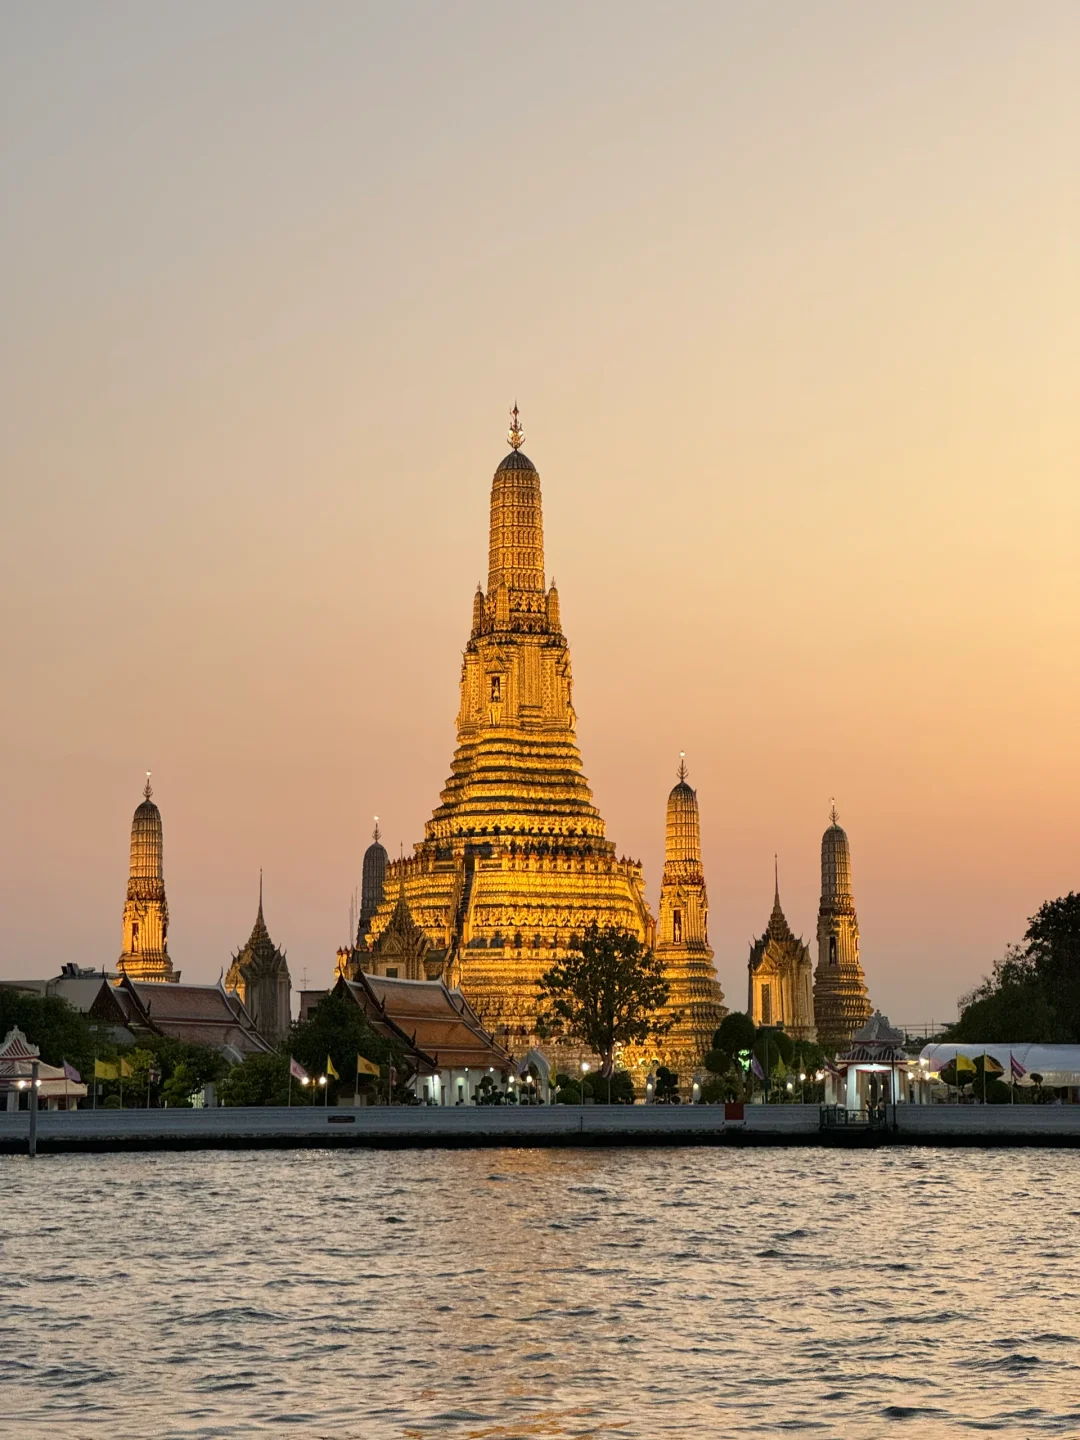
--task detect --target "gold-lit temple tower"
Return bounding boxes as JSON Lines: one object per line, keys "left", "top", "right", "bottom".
{"left": 747, "top": 862, "right": 816, "bottom": 1040}
{"left": 358, "top": 409, "right": 660, "bottom": 1051}
{"left": 117, "top": 775, "right": 178, "bottom": 983}
{"left": 225, "top": 876, "right": 291, "bottom": 1043}
{"left": 654, "top": 757, "right": 726, "bottom": 1070}
{"left": 813, "top": 806, "right": 871, "bottom": 1048}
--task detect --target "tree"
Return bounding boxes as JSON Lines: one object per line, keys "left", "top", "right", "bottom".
{"left": 952, "top": 893, "right": 1080, "bottom": 1044}
{"left": 713, "top": 1012, "right": 756, "bottom": 1062}
{"left": 0, "top": 990, "right": 106, "bottom": 1078}
{"left": 220, "top": 1051, "right": 293, "bottom": 1107}
{"left": 654, "top": 1065, "right": 680, "bottom": 1103}
{"left": 289, "top": 993, "right": 400, "bottom": 1104}
{"left": 536, "top": 923, "right": 672, "bottom": 1074}
{"left": 703, "top": 1048, "right": 730, "bottom": 1076}
{"left": 1025, "top": 893, "right": 1080, "bottom": 1037}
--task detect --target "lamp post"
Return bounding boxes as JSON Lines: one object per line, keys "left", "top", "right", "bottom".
{"left": 580, "top": 1061, "right": 590, "bottom": 1107}
{"left": 799, "top": 1072, "right": 807, "bottom": 1105}
{"left": 319, "top": 1075, "right": 328, "bottom": 1107}
{"left": 28, "top": 1061, "right": 40, "bottom": 1158}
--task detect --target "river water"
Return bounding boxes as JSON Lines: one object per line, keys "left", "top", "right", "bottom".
{"left": 1, "top": 1146, "right": 1078, "bottom": 1439}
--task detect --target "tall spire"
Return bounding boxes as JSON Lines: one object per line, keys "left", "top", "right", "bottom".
{"left": 665, "top": 756, "right": 701, "bottom": 866}
{"left": 119, "top": 776, "right": 176, "bottom": 983}
{"left": 508, "top": 401, "right": 524, "bottom": 450}
{"left": 373, "top": 816, "right": 381, "bottom": 844}
{"left": 258, "top": 867, "right": 264, "bottom": 921}
{"left": 766, "top": 858, "right": 794, "bottom": 942}
{"left": 488, "top": 407, "right": 544, "bottom": 607}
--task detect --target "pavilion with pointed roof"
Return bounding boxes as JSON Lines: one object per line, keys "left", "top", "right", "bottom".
{"left": 747, "top": 863, "right": 816, "bottom": 1040}
{"left": 224, "top": 876, "right": 292, "bottom": 1045}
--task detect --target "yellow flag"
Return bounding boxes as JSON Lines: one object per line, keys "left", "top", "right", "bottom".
{"left": 94, "top": 1060, "right": 118, "bottom": 1080}
{"left": 119, "top": 1059, "right": 132, "bottom": 1078}
{"left": 356, "top": 1054, "right": 380, "bottom": 1077}
{"left": 955, "top": 1054, "right": 976, "bottom": 1074}
{"left": 326, "top": 1055, "right": 339, "bottom": 1080}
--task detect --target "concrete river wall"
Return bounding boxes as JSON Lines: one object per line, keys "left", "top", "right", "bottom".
{"left": 4, "top": 1104, "right": 1080, "bottom": 1154}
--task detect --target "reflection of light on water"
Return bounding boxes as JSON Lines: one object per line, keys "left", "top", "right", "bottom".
{"left": 4, "top": 1147, "right": 1079, "bottom": 1438}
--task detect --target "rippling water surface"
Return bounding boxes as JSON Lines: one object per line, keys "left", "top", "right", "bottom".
{"left": 2, "top": 1146, "right": 1079, "bottom": 1438}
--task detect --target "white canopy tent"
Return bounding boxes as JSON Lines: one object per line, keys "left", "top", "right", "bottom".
{"left": 920, "top": 1043, "right": 1080, "bottom": 1089}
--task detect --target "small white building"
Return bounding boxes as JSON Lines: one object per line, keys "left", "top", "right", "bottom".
{"left": 826, "top": 1011, "right": 927, "bottom": 1111}
{"left": 0, "top": 1027, "right": 87, "bottom": 1111}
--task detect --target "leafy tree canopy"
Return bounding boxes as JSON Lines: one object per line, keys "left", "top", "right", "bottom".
{"left": 713, "top": 1011, "right": 756, "bottom": 1060}
{"left": 288, "top": 993, "right": 405, "bottom": 1103}
{"left": 0, "top": 990, "right": 106, "bottom": 1076}
{"left": 536, "top": 923, "right": 672, "bottom": 1072}
{"left": 952, "top": 894, "right": 1080, "bottom": 1044}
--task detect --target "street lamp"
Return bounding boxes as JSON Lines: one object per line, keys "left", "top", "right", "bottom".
{"left": 580, "top": 1060, "right": 590, "bottom": 1107}
{"left": 799, "top": 1071, "right": 807, "bottom": 1104}
{"left": 318, "top": 1075, "right": 327, "bottom": 1107}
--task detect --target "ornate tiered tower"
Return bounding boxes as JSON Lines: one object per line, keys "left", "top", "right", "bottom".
{"left": 359, "top": 409, "right": 659, "bottom": 1053}
{"left": 654, "top": 757, "right": 726, "bottom": 1072}
{"left": 225, "top": 876, "right": 291, "bottom": 1043}
{"left": 117, "top": 775, "right": 178, "bottom": 983}
{"left": 813, "top": 806, "right": 871, "bottom": 1048}
{"left": 358, "top": 819, "right": 388, "bottom": 939}
{"left": 747, "top": 863, "right": 816, "bottom": 1039}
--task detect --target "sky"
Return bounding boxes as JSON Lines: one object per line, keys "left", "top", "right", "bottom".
{"left": 1, "top": 2, "right": 1078, "bottom": 1024}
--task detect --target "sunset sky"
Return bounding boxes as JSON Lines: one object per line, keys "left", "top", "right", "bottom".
{"left": 2, "top": 3, "right": 1077, "bottom": 1023}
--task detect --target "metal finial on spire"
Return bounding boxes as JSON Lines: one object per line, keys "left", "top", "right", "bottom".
{"left": 373, "top": 816, "right": 381, "bottom": 844}
{"left": 774, "top": 854, "right": 780, "bottom": 902}
{"left": 508, "top": 402, "right": 524, "bottom": 450}
{"left": 677, "top": 751, "right": 688, "bottom": 783}
{"left": 143, "top": 771, "right": 153, "bottom": 800}
{"left": 829, "top": 798, "right": 840, "bottom": 826}
{"left": 258, "top": 867, "right": 264, "bottom": 916}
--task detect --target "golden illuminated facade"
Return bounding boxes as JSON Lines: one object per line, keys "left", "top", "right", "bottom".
{"left": 654, "top": 758, "right": 726, "bottom": 1071}
{"left": 748, "top": 865, "right": 815, "bottom": 1040}
{"left": 117, "top": 776, "right": 178, "bottom": 984}
{"left": 813, "top": 807, "right": 872, "bottom": 1048}
{"left": 358, "top": 410, "right": 669, "bottom": 1055}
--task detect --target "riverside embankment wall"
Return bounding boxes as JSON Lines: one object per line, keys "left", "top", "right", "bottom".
{"left": 3, "top": 1104, "right": 1080, "bottom": 1154}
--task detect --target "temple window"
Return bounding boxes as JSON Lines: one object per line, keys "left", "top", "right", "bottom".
{"left": 131, "top": 923, "right": 139, "bottom": 952}
{"left": 672, "top": 910, "right": 682, "bottom": 943}
{"left": 761, "top": 983, "right": 772, "bottom": 1026}
{"left": 829, "top": 936, "right": 837, "bottom": 966}
{"left": 490, "top": 675, "right": 502, "bottom": 703}
{"left": 386, "top": 967, "right": 398, "bottom": 978}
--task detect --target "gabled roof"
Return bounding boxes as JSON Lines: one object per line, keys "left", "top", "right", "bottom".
{"left": 90, "top": 975, "right": 274, "bottom": 1056}
{"left": 0, "top": 1026, "right": 40, "bottom": 1075}
{"left": 334, "top": 973, "right": 513, "bottom": 1073}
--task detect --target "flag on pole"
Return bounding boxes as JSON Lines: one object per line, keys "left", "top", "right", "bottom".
{"left": 356, "top": 1055, "right": 380, "bottom": 1077}
{"left": 954, "top": 1053, "right": 976, "bottom": 1074}
{"left": 63, "top": 1061, "right": 82, "bottom": 1084}
{"left": 289, "top": 1057, "right": 308, "bottom": 1082}
{"left": 1010, "top": 1054, "right": 1027, "bottom": 1081}
{"left": 326, "top": 1055, "right": 339, "bottom": 1080}
{"left": 750, "top": 1055, "right": 765, "bottom": 1080}
{"left": 94, "top": 1060, "right": 119, "bottom": 1080}
{"left": 119, "top": 1059, "right": 132, "bottom": 1078}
